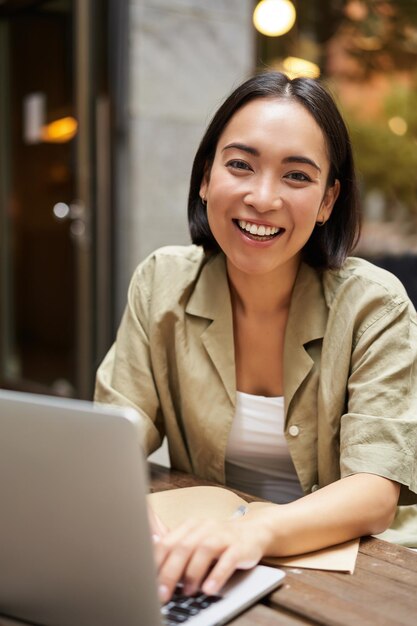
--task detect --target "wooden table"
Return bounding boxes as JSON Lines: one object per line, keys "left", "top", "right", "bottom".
{"left": 150, "top": 463, "right": 417, "bottom": 626}
{"left": 1, "top": 463, "right": 415, "bottom": 626}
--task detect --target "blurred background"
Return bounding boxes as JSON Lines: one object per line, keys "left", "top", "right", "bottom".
{"left": 1, "top": 0, "right": 416, "bottom": 400}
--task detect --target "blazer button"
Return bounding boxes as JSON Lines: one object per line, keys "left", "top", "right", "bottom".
{"left": 311, "top": 484, "right": 319, "bottom": 492}
{"left": 288, "top": 425, "right": 299, "bottom": 437}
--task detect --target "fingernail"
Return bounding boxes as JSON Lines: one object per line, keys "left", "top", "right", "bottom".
{"left": 152, "top": 534, "right": 160, "bottom": 543}
{"left": 158, "top": 584, "right": 170, "bottom": 603}
{"left": 202, "top": 579, "right": 217, "bottom": 594}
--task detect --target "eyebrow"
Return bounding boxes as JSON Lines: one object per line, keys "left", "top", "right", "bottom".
{"left": 222, "top": 143, "right": 321, "bottom": 172}
{"left": 283, "top": 156, "right": 321, "bottom": 173}
{"left": 222, "top": 142, "right": 259, "bottom": 156}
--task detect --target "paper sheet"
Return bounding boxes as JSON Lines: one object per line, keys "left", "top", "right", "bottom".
{"left": 263, "top": 538, "right": 359, "bottom": 574}
{"left": 148, "top": 486, "right": 360, "bottom": 574}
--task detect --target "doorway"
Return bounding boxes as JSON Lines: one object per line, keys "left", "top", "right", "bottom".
{"left": 0, "top": 0, "right": 112, "bottom": 399}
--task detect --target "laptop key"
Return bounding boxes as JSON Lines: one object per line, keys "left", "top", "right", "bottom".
{"left": 161, "top": 585, "right": 224, "bottom": 624}
{"left": 162, "top": 611, "right": 187, "bottom": 623}
{"left": 169, "top": 606, "right": 199, "bottom": 617}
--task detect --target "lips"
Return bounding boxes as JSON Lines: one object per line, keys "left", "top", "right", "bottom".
{"left": 235, "top": 219, "right": 283, "bottom": 240}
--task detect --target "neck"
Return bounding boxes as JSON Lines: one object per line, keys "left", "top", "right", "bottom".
{"left": 227, "top": 259, "right": 300, "bottom": 316}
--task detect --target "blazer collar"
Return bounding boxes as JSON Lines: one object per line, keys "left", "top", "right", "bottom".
{"left": 186, "top": 253, "right": 231, "bottom": 321}
{"left": 283, "top": 263, "right": 328, "bottom": 416}
{"left": 185, "top": 255, "right": 328, "bottom": 411}
{"left": 186, "top": 254, "right": 236, "bottom": 405}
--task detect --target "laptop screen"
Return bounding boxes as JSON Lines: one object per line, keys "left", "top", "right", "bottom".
{"left": 0, "top": 389, "right": 162, "bottom": 626}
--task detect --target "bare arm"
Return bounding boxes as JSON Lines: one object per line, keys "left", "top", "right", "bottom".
{"left": 154, "top": 473, "right": 399, "bottom": 602}
{"left": 260, "top": 473, "right": 399, "bottom": 556}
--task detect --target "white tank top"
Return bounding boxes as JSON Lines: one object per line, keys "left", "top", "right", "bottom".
{"left": 225, "top": 391, "right": 303, "bottom": 504}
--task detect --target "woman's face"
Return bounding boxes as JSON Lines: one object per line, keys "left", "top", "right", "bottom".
{"left": 200, "top": 97, "right": 339, "bottom": 280}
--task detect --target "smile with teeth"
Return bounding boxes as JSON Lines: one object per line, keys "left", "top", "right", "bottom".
{"left": 236, "top": 219, "right": 282, "bottom": 239}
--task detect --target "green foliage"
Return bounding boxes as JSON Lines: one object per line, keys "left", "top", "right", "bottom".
{"left": 384, "top": 82, "right": 417, "bottom": 137}
{"left": 341, "top": 84, "right": 417, "bottom": 217}
{"left": 343, "top": 0, "right": 417, "bottom": 75}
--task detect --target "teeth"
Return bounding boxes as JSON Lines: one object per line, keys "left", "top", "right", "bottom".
{"left": 237, "top": 220, "right": 280, "bottom": 237}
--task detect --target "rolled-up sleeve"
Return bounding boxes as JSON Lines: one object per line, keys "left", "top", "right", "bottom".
{"left": 340, "top": 297, "right": 417, "bottom": 505}
{"left": 94, "top": 261, "right": 164, "bottom": 455}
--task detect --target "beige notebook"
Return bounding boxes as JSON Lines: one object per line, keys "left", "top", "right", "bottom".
{"left": 148, "top": 486, "right": 359, "bottom": 574}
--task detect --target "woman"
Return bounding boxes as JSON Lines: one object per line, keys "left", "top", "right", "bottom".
{"left": 95, "top": 72, "right": 417, "bottom": 602}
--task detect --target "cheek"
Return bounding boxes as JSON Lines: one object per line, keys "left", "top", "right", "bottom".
{"left": 206, "top": 163, "right": 243, "bottom": 201}
{"left": 206, "top": 202, "right": 234, "bottom": 247}
{"left": 296, "top": 205, "right": 319, "bottom": 224}
{"left": 292, "top": 202, "right": 319, "bottom": 229}
{"left": 206, "top": 205, "right": 224, "bottom": 236}
{"left": 206, "top": 183, "right": 233, "bottom": 222}
{"left": 292, "top": 190, "right": 324, "bottom": 221}
{"left": 207, "top": 176, "right": 236, "bottom": 202}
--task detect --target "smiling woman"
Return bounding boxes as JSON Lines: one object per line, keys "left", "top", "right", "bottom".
{"left": 95, "top": 72, "right": 417, "bottom": 603}
{"left": 199, "top": 97, "right": 339, "bottom": 282}
{"left": 188, "top": 72, "right": 359, "bottom": 270}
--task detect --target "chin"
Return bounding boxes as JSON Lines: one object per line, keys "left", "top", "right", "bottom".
{"left": 228, "top": 258, "right": 282, "bottom": 277}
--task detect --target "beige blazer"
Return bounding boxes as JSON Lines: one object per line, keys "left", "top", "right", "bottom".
{"left": 95, "top": 246, "right": 417, "bottom": 542}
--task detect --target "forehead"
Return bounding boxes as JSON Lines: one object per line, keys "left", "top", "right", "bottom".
{"left": 218, "top": 97, "right": 328, "bottom": 158}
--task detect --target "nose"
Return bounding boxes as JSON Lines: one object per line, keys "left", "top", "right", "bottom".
{"left": 243, "top": 177, "right": 283, "bottom": 213}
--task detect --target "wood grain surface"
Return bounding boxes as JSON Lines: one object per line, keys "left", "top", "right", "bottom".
{"left": 150, "top": 463, "right": 417, "bottom": 626}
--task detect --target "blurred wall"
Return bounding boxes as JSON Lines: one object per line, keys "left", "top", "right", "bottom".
{"left": 115, "top": 0, "right": 255, "bottom": 321}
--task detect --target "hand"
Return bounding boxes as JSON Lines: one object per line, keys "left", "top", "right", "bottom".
{"left": 153, "top": 512, "right": 273, "bottom": 603}
{"left": 147, "top": 504, "right": 169, "bottom": 541}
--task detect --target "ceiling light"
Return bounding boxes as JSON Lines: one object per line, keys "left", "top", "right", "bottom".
{"left": 253, "top": 0, "right": 296, "bottom": 37}
{"left": 283, "top": 56, "right": 320, "bottom": 78}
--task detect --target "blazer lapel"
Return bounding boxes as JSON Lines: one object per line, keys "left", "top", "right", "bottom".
{"left": 284, "top": 263, "right": 328, "bottom": 419}
{"left": 186, "top": 257, "right": 328, "bottom": 411}
{"left": 186, "top": 254, "right": 236, "bottom": 405}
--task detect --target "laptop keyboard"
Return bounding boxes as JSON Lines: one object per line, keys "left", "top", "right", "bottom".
{"left": 161, "top": 584, "right": 222, "bottom": 625}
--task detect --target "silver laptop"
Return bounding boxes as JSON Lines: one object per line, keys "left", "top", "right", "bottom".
{"left": 0, "top": 389, "right": 285, "bottom": 626}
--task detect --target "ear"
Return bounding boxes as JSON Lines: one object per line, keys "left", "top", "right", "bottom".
{"left": 199, "top": 179, "right": 208, "bottom": 202}
{"left": 318, "top": 179, "right": 340, "bottom": 224}
{"left": 199, "top": 163, "right": 211, "bottom": 202}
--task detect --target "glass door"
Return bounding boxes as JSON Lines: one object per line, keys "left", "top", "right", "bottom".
{"left": 0, "top": 0, "right": 109, "bottom": 399}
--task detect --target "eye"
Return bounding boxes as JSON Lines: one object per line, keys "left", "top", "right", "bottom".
{"left": 285, "top": 171, "right": 312, "bottom": 183}
{"left": 226, "top": 159, "right": 252, "bottom": 172}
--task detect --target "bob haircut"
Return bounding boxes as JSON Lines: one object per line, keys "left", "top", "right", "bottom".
{"left": 187, "top": 71, "right": 361, "bottom": 269}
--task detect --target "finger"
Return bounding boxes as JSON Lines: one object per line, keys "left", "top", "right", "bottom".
{"left": 236, "top": 558, "right": 259, "bottom": 569}
{"left": 201, "top": 546, "right": 260, "bottom": 596}
{"left": 147, "top": 506, "right": 168, "bottom": 540}
{"left": 156, "top": 521, "right": 211, "bottom": 602}
{"left": 182, "top": 539, "right": 223, "bottom": 594}
{"left": 153, "top": 519, "right": 200, "bottom": 570}
{"left": 153, "top": 534, "right": 170, "bottom": 571}
{"left": 201, "top": 546, "right": 239, "bottom": 596}
{"left": 157, "top": 542, "right": 194, "bottom": 603}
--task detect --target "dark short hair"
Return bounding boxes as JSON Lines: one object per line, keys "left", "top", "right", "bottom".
{"left": 187, "top": 71, "right": 361, "bottom": 269}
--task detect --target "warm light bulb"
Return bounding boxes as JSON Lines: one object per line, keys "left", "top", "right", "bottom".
{"left": 283, "top": 56, "right": 320, "bottom": 79}
{"left": 41, "top": 116, "right": 78, "bottom": 143}
{"left": 388, "top": 117, "right": 407, "bottom": 136}
{"left": 253, "top": 0, "right": 296, "bottom": 37}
